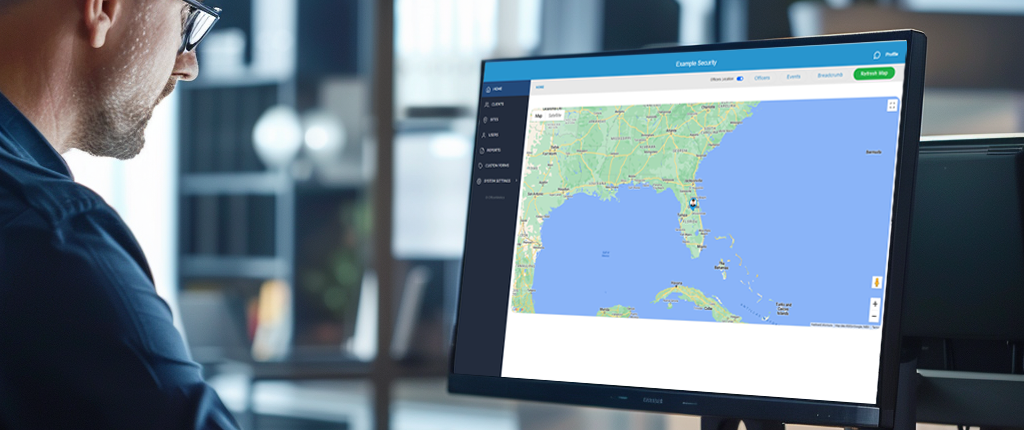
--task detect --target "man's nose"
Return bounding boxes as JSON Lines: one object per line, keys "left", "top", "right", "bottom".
{"left": 173, "top": 51, "right": 199, "bottom": 82}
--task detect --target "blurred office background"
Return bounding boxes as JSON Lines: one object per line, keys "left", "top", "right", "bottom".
{"left": 60, "top": 0, "right": 1024, "bottom": 428}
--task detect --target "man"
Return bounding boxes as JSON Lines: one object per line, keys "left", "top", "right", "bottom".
{"left": 0, "top": 0, "right": 239, "bottom": 428}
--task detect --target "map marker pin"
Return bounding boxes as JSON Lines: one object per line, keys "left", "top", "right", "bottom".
{"left": 689, "top": 197, "right": 698, "bottom": 210}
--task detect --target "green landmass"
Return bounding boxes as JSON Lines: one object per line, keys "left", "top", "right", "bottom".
{"left": 652, "top": 285, "right": 742, "bottom": 323}
{"left": 511, "top": 102, "right": 759, "bottom": 314}
{"left": 597, "top": 305, "right": 635, "bottom": 318}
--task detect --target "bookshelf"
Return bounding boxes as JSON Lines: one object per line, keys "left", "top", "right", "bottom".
{"left": 173, "top": 2, "right": 421, "bottom": 430}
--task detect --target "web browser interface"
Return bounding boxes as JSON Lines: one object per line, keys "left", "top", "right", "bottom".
{"left": 455, "top": 40, "right": 908, "bottom": 405}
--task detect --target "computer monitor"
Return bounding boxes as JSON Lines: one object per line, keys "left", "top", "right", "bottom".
{"left": 904, "top": 134, "right": 1024, "bottom": 427}
{"left": 449, "top": 31, "right": 927, "bottom": 428}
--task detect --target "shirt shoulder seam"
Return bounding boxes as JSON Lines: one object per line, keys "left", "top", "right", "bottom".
{"left": 2, "top": 193, "right": 108, "bottom": 231}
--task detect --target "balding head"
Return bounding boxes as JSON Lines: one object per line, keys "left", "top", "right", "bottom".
{"left": 0, "top": 0, "right": 200, "bottom": 159}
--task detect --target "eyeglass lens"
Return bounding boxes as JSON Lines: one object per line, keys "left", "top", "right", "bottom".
{"left": 182, "top": 8, "right": 219, "bottom": 52}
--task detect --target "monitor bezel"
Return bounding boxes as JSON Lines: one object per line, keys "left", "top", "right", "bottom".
{"left": 449, "top": 29, "right": 927, "bottom": 429}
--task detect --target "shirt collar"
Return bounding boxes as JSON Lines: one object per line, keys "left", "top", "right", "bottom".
{"left": 0, "top": 90, "right": 73, "bottom": 180}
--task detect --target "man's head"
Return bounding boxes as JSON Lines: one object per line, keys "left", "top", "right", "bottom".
{"left": 72, "top": 0, "right": 209, "bottom": 160}
{"left": 0, "top": 0, "right": 213, "bottom": 159}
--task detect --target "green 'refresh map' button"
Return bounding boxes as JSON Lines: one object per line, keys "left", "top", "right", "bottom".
{"left": 854, "top": 67, "right": 895, "bottom": 80}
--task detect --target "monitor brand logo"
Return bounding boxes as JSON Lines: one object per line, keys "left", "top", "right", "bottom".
{"left": 643, "top": 397, "right": 663, "bottom": 404}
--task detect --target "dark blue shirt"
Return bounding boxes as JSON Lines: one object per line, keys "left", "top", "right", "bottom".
{"left": 0, "top": 92, "right": 239, "bottom": 429}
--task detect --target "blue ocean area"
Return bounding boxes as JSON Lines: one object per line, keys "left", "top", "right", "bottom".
{"left": 530, "top": 98, "right": 900, "bottom": 327}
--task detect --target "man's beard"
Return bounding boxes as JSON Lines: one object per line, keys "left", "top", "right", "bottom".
{"left": 72, "top": 78, "right": 176, "bottom": 160}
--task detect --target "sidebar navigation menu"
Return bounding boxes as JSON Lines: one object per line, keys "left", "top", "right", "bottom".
{"left": 452, "top": 80, "right": 531, "bottom": 376}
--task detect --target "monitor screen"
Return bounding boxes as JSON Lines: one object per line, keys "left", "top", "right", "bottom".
{"left": 450, "top": 31, "right": 926, "bottom": 428}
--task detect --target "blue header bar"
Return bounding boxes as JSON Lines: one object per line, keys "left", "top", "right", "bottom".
{"left": 483, "top": 41, "right": 906, "bottom": 83}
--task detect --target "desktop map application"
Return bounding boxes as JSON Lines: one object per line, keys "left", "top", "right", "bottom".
{"left": 462, "top": 40, "right": 910, "bottom": 405}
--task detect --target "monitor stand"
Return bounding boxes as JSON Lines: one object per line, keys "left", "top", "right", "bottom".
{"left": 700, "top": 344, "right": 919, "bottom": 430}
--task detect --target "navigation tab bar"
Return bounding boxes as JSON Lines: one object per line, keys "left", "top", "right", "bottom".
{"left": 527, "top": 65, "right": 905, "bottom": 96}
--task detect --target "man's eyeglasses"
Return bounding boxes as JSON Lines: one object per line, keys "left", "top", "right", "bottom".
{"left": 180, "top": 0, "right": 221, "bottom": 54}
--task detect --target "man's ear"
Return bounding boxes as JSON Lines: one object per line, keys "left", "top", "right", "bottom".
{"left": 82, "top": 0, "right": 121, "bottom": 48}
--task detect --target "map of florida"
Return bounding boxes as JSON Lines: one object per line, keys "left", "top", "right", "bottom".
{"left": 511, "top": 101, "right": 759, "bottom": 314}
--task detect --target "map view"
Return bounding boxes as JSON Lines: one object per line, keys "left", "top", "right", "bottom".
{"left": 509, "top": 98, "right": 901, "bottom": 328}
